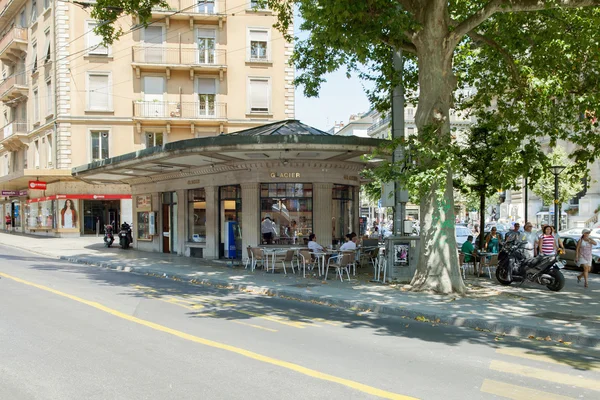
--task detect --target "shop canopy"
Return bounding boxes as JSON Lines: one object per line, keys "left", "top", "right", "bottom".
{"left": 72, "top": 120, "right": 390, "bottom": 185}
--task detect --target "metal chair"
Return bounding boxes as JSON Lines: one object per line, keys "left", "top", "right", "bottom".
{"left": 250, "top": 247, "right": 266, "bottom": 271}
{"left": 276, "top": 249, "right": 296, "bottom": 275}
{"left": 325, "top": 252, "right": 354, "bottom": 282}
{"left": 374, "top": 249, "right": 387, "bottom": 283}
{"left": 297, "top": 249, "right": 315, "bottom": 278}
{"left": 481, "top": 254, "right": 498, "bottom": 279}
{"left": 244, "top": 246, "right": 253, "bottom": 270}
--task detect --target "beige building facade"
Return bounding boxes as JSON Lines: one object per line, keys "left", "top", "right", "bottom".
{"left": 0, "top": 0, "right": 293, "bottom": 235}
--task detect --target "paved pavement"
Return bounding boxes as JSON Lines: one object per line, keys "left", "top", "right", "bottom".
{"left": 2, "top": 244, "right": 599, "bottom": 399}
{"left": 1, "top": 231, "right": 599, "bottom": 347}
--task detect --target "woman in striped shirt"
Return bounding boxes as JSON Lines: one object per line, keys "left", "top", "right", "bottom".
{"left": 538, "top": 225, "right": 557, "bottom": 255}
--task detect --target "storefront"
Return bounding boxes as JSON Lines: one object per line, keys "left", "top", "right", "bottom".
{"left": 25, "top": 194, "right": 132, "bottom": 236}
{"left": 72, "top": 120, "right": 388, "bottom": 258}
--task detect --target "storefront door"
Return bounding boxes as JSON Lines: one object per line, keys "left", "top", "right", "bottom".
{"left": 162, "top": 203, "right": 170, "bottom": 253}
{"left": 161, "top": 192, "right": 178, "bottom": 254}
{"left": 83, "top": 200, "right": 120, "bottom": 234}
{"left": 218, "top": 185, "right": 242, "bottom": 258}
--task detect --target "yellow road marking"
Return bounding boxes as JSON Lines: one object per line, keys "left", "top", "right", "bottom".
{"left": 496, "top": 347, "right": 600, "bottom": 372}
{"left": 231, "top": 320, "right": 278, "bottom": 332}
{"left": 480, "top": 379, "right": 574, "bottom": 400}
{"left": 490, "top": 360, "right": 600, "bottom": 391}
{"left": 0, "top": 272, "right": 414, "bottom": 400}
{"left": 234, "top": 309, "right": 308, "bottom": 329}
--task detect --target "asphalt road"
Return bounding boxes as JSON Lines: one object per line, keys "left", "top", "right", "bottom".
{"left": 1, "top": 244, "right": 599, "bottom": 400}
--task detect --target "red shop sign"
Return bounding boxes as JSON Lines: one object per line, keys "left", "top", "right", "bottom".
{"left": 29, "top": 180, "right": 47, "bottom": 190}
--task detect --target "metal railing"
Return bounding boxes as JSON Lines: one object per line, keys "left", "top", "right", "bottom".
{"left": 1, "top": 119, "right": 27, "bottom": 141}
{"left": 367, "top": 115, "right": 390, "bottom": 133}
{"left": 132, "top": 46, "right": 226, "bottom": 65}
{"left": 133, "top": 101, "right": 226, "bottom": 119}
{"left": 0, "top": 27, "right": 27, "bottom": 54}
{"left": 153, "top": 0, "right": 226, "bottom": 14}
{"left": 0, "top": 71, "right": 27, "bottom": 95}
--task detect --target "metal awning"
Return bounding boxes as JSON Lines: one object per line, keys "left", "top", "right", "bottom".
{"left": 0, "top": 169, "right": 74, "bottom": 191}
{"left": 72, "top": 120, "right": 390, "bottom": 185}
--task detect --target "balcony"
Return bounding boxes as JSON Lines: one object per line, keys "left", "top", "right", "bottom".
{"left": 0, "top": 27, "right": 27, "bottom": 64}
{"left": 0, "top": 0, "right": 26, "bottom": 27}
{"left": 0, "top": 120, "right": 28, "bottom": 151}
{"left": 151, "top": 0, "right": 226, "bottom": 25}
{"left": 0, "top": 72, "right": 28, "bottom": 104}
{"left": 132, "top": 101, "right": 227, "bottom": 124}
{"left": 131, "top": 46, "right": 227, "bottom": 79}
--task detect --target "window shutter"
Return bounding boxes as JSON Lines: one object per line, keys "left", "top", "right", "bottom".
{"left": 197, "top": 29, "right": 216, "bottom": 39}
{"left": 250, "top": 79, "right": 269, "bottom": 112}
{"left": 197, "top": 78, "right": 216, "bottom": 95}
{"left": 88, "top": 22, "right": 108, "bottom": 55}
{"left": 89, "top": 74, "right": 109, "bottom": 110}
{"left": 250, "top": 30, "right": 268, "bottom": 42}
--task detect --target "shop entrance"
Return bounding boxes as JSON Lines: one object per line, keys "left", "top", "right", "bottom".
{"left": 161, "top": 192, "right": 178, "bottom": 254}
{"left": 218, "top": 185, "right": 242, "bottom": 259}
{"left": 83, "top": 200, "right": 120, "bottom": 234}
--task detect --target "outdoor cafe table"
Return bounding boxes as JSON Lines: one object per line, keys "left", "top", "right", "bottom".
{"left": 260, "top": 247, "right": 305, "bottom": 273}
{"left": 312, "top": 248, "right": 343, "bottom": 276}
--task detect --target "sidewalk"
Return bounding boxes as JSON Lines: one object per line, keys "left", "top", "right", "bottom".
{"left": 1, "top": 231, "right": 599, "bottom": 347}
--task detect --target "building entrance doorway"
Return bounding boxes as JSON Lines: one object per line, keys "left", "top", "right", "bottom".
{"left": 83, "top": 200, "right": 120, "bottom": 234}
{"left": 162, "top": 192, "right": 178, "bottom": 254}
{"left": 218, "top": 185, "right": 242, "bottom": 259}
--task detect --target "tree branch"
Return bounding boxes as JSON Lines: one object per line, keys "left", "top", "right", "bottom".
{"left": 467, "top": 31, "right": 522, "bottom": 86}
{"left": 451, "top": 0, "right": 600, "bottom": 45}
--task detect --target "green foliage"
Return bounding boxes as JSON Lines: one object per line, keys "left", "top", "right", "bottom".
{"left": 531, "top": 148, "right": 585, "bottom": 206}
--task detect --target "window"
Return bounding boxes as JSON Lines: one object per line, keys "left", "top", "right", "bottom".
{"left": 34, "top": 139, "right": 40, "bottom": 168}
{"left": 248, "top": 78, "right": 270, "bottom": 114}
{"left": 47, "top": 134, "right": 52, "bottom": 166}
{"left": 197, "top": 0, "right": 215, "bottom": 14}
{"left": 44, "top": 0, "right": 50, "bottom": 10}
{"left": 19, "top": 10, "right": 26, "bottom": 28}
{"left": 331, "top": 185, "right": 354, "bottom": 245}
{"left": 44, "top": 30, "right": 51, "bottom": 63}
{"left": 197, "top": 29, "right": 216, "bottom": 64}
{"left": 407, "top": 108, "right": 414, "bottom": 117}
{"left": 197, "top": 78, "right": 216, "bottom": 117}
{"left": 86, "top": 21, "right": 109, "bottom": 55}
{"left": 46, "top": 79, "right": 52, "bottom": 114}
{"left": 260, "top": 183, "right": 313, "bottom": 244}
{"left": 31, "top": 42, "right": 38, "bottom": 73}
{"left": 33, "top": 88, "right": 39, "bottom": 122}
{"left": 87, "top": 72, "right": 111, "bottom": 111}
{"left": 90, "top": 130, "right": 109, "bottom": 160}
{"left": 407, "top": 127, "right": 415, "bottom": 136}
{"left": 145, "top": 132, "right": 163, "bottom": 148}
{"left": 188, "top": 189, "right": 206, "bottom": 242}
{"left": 4, "top": 154, "right": 8, "bottom": 175}
{"left": 250, "top": 1, "right": 267, "bottom": 10}
{"left": 31, "top": 0, "right": 38, "bottom": 23}
{"left": 23, "top": 146, "right": 27, "bottom": 168}
{"left": 248, "top": 29, "right": 269, "bottom": 62}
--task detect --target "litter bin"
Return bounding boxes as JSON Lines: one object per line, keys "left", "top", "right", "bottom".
{"left": 385, "top": 236, "right": 420, "bottom": 283}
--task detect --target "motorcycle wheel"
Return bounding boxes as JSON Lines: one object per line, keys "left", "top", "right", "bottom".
{"left": 123, "top": 239, "right": 129, "bottom": 249}
{"left": 495, "top": 266, "right": 512, "bottom": 286}
{"left": 546, "top": 269, "right": 565, "bottom": 292}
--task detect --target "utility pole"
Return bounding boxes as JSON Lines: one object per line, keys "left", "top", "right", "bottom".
{"left": 392, "top": 48, "right": 409, "bottom": 235}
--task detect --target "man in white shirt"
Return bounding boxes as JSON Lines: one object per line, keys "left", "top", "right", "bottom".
{"left": 261, "top": 214, "right": 277, "bottom": 244}
{"left": 308, "top": 233, "right": 324, "bottom": 252}
{"left": 340, "top": 233, "right": 357, "bottom": 251}
{"left": 521, "top": 222, "right": 538, "bottom": 258}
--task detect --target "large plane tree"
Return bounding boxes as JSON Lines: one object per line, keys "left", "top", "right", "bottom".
{"left": 92, "top": 0, "right": 600, "bottom": 293}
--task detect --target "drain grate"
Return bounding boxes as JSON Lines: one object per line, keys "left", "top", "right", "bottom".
{"left": 533, "top": 312, "right": 587, "bottom": 322}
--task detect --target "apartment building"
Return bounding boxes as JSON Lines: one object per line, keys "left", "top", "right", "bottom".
{"left": 0, "top": 0, "right": 293, "bottom": 236}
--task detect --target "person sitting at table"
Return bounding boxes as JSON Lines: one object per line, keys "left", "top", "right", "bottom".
{"left": 460, "top": 235, "right": 477, "bottom": 273}
{"left": 308, "top": 233, "right": 324, "bottom": 252}
{"left": 350, "top": 232, "right": 359, "bottom": 245}
{"left": 340, "top": 233, "right": 357, "bottom": 251}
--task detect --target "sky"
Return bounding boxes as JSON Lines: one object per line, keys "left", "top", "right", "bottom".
{"left": 292, "top": 14, "right": 373, "bottom": 131}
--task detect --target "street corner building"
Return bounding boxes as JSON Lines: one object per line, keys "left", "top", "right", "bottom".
{"left": 71, "top": 120, "right": 388, "bottom": 259}
{"left": 0, "top": 0, "right": 298, "bottom": 236}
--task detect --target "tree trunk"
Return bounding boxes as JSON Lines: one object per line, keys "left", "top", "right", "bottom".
{"left": 478, "top": 191, "right": 486, "bottom": 250}
{"left": 409, "top": 9, "right": 466, "bottom": 294}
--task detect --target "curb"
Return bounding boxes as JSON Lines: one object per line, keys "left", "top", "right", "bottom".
{"left": 58, "top": 255, "right": 600, "bottom": 348}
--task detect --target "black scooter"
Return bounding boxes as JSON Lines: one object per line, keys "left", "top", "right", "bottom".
{"left": 119, "top": 222, "right": 133, "bottom": 249}
{"left": 103, "top": 223, "right": 114, "bottom": 247}
{"left": 496, "top": 239, "right": 565, "bottom": 291}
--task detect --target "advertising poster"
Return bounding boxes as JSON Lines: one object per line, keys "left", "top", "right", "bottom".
{"left": 394, "top": 243, "right": 409, "bottom": 265}
{"left": 59, "top": 199, "right": 78, "bottom": 229}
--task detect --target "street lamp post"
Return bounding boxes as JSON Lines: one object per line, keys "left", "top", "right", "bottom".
{"left": 550, "top": 165, "right": 566, "bottom": 231}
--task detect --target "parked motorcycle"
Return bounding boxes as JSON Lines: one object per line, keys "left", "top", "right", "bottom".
{"left": 118, "top": 222, "right": 133, "bottom": 249}
{"left": 496, "top": 239, "right": 565, "bottom": 291}
{"left": 103, "top": 223, "right": 114, "bottom": 247}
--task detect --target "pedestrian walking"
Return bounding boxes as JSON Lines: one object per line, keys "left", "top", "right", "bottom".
{"left": 521, "top": 222, "right": 538, "bottom": 258}
{"left": 576, "top": 229, "right": 596, "bottom": 288}
{"left": 538, "top": 225, "right": 557, "bottom": 255}
{"left": 5, "top": 213, "right": 11, "bottom": 232}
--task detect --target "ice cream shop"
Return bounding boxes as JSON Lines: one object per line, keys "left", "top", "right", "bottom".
{"left": 71, "top": 121, "right": 386, "bottom": 258}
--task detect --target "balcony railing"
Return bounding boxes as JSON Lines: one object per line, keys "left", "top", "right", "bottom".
{"left": 132, "top": 46, "right": 226, "bottom": 66}
{"left": 0, "top": 71, "right": 27, "bottom": 96}
{"left": 0, "top": 27, "right": 27, "bottom": 52}
{"left": 133, "top": 101, "right": 226, "bottom": 119}
{"left": 367, "top": 115, "right": 390, "bottom": 133}
{"left": 153, "top": 0, "right": 225, "bottom": 15}
{"left": 1, "top": 119, "right": 27, "bottom": 141}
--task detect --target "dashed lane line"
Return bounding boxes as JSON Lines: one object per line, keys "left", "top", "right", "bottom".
{"left": 480, "top": 379, "right": 575, "bottom": 400}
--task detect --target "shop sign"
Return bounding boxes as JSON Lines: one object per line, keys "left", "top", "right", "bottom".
{"left": 270, "top": 172, "right": 300, "bottom": 178}
{"left": 27, "top": 194, "right": 132, "bottom": 203}
{"left": 29, "top": 180, "right": 47, "bottom": 190}
{"left": 136, "top": 194, "right": 152, "bottom": 211}
{"left": 343, "top": 175, "right": 359, "bottom": 181}
{"left": 1, "top": 190, "right": 27, "bottom": 197}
